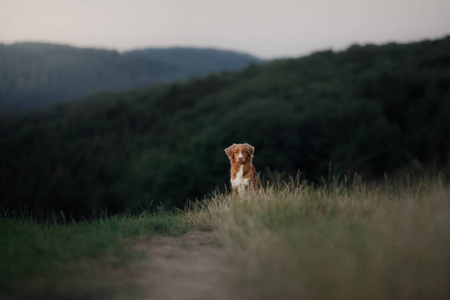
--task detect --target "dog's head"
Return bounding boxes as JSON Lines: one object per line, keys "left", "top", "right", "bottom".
{"left": 225, "top": 143, "right": 255, "bottom": 164}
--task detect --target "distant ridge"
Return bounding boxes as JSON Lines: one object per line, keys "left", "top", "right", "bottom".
{"left": 126, "top": 47, "right": 261, "bottom": 72}
{"left": 0, "top": 43, "right": 263, "bottom": 113}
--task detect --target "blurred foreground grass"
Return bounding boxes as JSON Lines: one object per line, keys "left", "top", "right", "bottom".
{"left": 0, "top": 210, "right": 187, "bottom": 299}
{"left": 185, "top": 175, "right": 450, "bottom": 300}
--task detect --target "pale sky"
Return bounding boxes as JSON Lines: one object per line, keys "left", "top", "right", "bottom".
{"left": 1, "top": 0, "right": 449, "bottom": 59}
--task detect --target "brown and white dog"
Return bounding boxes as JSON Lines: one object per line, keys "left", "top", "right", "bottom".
{"left": 225, "top": 143, "right": 262, "bottom": 196}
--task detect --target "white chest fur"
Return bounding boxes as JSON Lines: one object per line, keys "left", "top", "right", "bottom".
{"left": 231, "top": 165, "right": 249, "bottom": 195}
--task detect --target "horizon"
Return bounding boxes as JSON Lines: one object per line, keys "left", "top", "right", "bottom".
{"left": 1, "top": 0, "right": 449, "bottom": 59}
{"left": 2, "top": 34, "right": 449, "bottom": 60}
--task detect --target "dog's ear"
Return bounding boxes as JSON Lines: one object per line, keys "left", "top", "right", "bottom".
{"left": 224, "top": 144, "right": 236, "bottom": 160}
{"left": 244, "top": 143, "right": 255, "bottom": 158}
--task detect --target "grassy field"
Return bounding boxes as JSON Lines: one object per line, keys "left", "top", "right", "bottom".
{"left": 2, "top": 175, "right": 449, "bottom": 299}
{"left": 0, "top": 210, "right": 188, "bottom": 299}
{"left": 185, "top": 175, "right": 450, "bottom": 300}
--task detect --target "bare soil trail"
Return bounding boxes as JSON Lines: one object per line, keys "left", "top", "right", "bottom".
{"left": 110, "top": 231, "right": 250, "bottom": 300}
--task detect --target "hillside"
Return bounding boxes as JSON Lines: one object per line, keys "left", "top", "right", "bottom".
{"left": 1, "top": 37, "right": 449, "bottom": 218}
{"left": 0, "top": 43, "right": 262, "bottom": 113}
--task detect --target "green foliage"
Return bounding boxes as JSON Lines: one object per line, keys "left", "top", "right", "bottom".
{"left": 1, "top": 37, "right": 449, "bottom": 218}
{"left": 0, "top": 43, "right": 262, "bottom": 113}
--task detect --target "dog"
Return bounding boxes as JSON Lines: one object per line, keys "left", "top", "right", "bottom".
{"left": 224, "top": 143, "right": 262, "bottom": 196}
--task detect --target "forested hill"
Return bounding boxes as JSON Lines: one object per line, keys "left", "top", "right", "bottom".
{"left": 1, "top": 36, "right": 449, "bottom": 219}
{"left": 0, "top": 43, "right": 262, "bottom": 113}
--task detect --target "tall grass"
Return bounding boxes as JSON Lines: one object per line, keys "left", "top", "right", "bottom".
{"left": 0, "top": 209, "right": 187, "bottom": 299}
{"left": 3, "top": 176, "right": 448, "bottom": 299}
{"left": 184, "top": 176, "right": 450, "bottom": 300}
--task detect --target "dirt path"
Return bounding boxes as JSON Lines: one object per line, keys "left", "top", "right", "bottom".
{"left": 111, "top": 231, "right": 247, "bottom": 300}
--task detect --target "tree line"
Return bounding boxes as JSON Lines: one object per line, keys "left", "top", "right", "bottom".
{"left": 1, "top": 37, "right": 449, "bottom": 219}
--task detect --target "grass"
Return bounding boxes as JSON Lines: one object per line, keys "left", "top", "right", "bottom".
{"left": 184, "top": 175, "right": 450, "bottom": 300}
{"left": 2, "top": 175, "right": 449, "bottom": 300}
{"left": 0, "top": 209, "right": 188, "bottom": 300}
